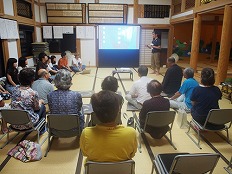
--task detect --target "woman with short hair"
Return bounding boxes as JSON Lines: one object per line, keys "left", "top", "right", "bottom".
{"left": 191, "top": 68, "right": 223, "bottom": 129}
{"left": 47, "top": 69, "right": 84, "bottom": 130}
{"left": 10, "top": 68, "right": 46, "bottom": 132}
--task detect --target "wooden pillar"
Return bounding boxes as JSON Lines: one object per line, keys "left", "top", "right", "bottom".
{"left": 167, "top": 25, "right": 174, "bottom": 58}
{"left": 181, "top": 0, "right": 186, "bottom": 12}
{"left": 133, "top": 0, "right": 138, "bottom": 24}
{"left": 210, "top": 16, "right": 219, "bottom": 62}
{"left": 215, "top": 6, "right": 232, "bottom": 85}
{"left": 190, "top": 14, "right": 202, "bottom": 72}
{"left": 195, "top": 0, "right": 200, "bottom": 7}
{"left": 2, "top": 40, "right": 9, "bottom": 69}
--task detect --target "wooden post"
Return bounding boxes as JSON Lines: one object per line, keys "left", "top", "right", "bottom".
{"left": 133, "top": 0, "right": 138, "bottom": 24}
{"left": 190, "top": 14, "right": 202, "bottom": 72}
{"left": 181, "top": 0, "right": 186, "bottom": 12}
{"left": 195, "top": 0, "right": 200, "bottom": 7}
{"left": 167, "top": 25, "right": 174, "bottom": 58}
{"left": 210, "top": 16, "right": 219, "bottom": 62}
{"left": 215, "top": 6, "right": 232, "bottom": 85}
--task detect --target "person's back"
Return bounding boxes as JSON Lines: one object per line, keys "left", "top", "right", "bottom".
{"left": 81, "top": 125, "right": 137, "bottom": 162}
{"left": 162, "top": 57, "right": 183, "bottom": 96}
{"left": 80, "top": 90, "right": 137, "bottom": 162}
{"left": 32, "top": 69, "right": 54, "bottom": 104}
{"left": 139, "top": 80, "right": 170, "bottom": 139}
{"left": 125, "top": 66, "right": 152, "bottom": 109}
{"left": 47, "top": 69, "right": 84, "bottom": 129}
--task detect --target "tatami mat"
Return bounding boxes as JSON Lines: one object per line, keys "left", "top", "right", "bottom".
{"left": 0, "top": 66, "right": 231, "bottom": 174}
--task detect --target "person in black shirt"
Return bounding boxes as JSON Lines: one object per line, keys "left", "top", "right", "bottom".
{"left": 147, "top": 31, "right": 161, "bottom": 75}
{"left": 161, "top": 57, "right": 183, "bottom": 97}
{"left": 35, "top": 52, "right": 48, "bottom": 80}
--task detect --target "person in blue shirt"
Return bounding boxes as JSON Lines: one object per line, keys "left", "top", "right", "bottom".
{"left": 169, "top": 67, "right": 199, "bottom": 111}
{"left": 191, "top": 68, "right": 223, "bottom": 129}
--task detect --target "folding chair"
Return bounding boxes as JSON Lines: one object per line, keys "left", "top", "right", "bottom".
{"left": 224, "top": 156, "right": 232, "bottom": 174}
{"left": 137, "top": 111, "right": 176, "bottom": 151}
{"left": 44, "top": 114, "right": 81, "bottom": 157}
{"left": 152, "top": 153, "right": 220, "bottom": 174}
{"left": 186, "top": 109, "right": 232, "bottom": 149}
{"left": 85, "top": 160, "right": 135, "bottom": 174}
{"left": 0, "top": 109, "right": 46, "bottom": 149}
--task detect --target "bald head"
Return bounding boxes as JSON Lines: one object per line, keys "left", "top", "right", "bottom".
{"left": 38, "top": 69, "right": 48, "bottom": 79}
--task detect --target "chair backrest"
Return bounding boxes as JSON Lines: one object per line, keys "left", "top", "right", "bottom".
{"left": 85, "top": 160, "right": 135, "bottom": 174}
{"left": 1, "top": 109, "right": 32, "bottom": 126}
{"left": 144, "top": 111, "right": 176, "bottom": 129}
{"left": 90, "top": 112, "right": 122, "bottom": 126}
{"left": 47, "top": 114, "right": 80, "bottom": 138}
{"left": 206, "top": 109, "right": 232, "bottom": 125}
{"left": 170, "top": 153, "right": 220, "bottom": 174}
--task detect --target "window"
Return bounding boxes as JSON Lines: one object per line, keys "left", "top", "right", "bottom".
{"left": 19, "top": 25, "right": 34, "bottom": 57}
{"left": 17, "top": 0, "right": 33, "bottom": 19}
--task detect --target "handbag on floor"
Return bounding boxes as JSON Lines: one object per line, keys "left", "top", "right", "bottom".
{"left": 8, "top": 140, "right": 42, "bottom": 162}
{"left": 177, "top": 109, "right": 188, "bottom": 129}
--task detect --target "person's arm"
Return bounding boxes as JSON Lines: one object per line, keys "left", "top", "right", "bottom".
{"left": 0, "top": 85, "right": 10, "bottom": 94}
{"left": 162, "top": 69, "right": 170, "bottom": 87}
{"left": 6, "top": 74, "right": 16, "bottom": 86}
{"left": 170, "top": 91, "right": 181, "bottom": 100}
{"left": 130, "top": 130, "right": 138, "bottom": 158}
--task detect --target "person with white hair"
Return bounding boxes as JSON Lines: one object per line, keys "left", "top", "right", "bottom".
{"left": 169, "top": 67, "right": 199, "bottom": 111}
{"left": 47, "top": 69, "right": 84, "bottom": 130}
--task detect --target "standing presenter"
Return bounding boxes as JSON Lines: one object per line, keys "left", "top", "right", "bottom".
{"left": 147, "top": 31, "right": 161, "bottom": 75}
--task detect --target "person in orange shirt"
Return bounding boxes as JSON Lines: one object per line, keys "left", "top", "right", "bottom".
{"left": 58, "top": 52, "right": 72, "bottom": 72}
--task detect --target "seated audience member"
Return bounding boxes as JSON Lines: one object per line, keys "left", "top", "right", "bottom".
{"left": 47, "top": 56, "right": 58, "bottom": 75}
{"left": 0, "top": 95, "right": 11, "bottom": 134}
{"left": 10, "top": 68, "right": 46, "bottom": 133}
{"left": 36, "top": 52, "right": 48, "bottom": 79}
{"left": 47, "top": 69, "right": 84, "bottom": 130}
{"left": 139, "top": 80, "right": 170, "bottom": 139}
{"left": 191, "top": 68, "right": 223, "bottom": 129}
{"left": 169, "top": 67, "right": 198, "bottom": 111}
{"left": 80, "top": 90, "right": 137, "bottom": 162}
{"left": 17, "top": 57, "right": 28, "bottom": 73}
{"left": 0, "top": 84, "right": 11, "bottom": 100}
{"left": 70, "top": 52, "right": 86, "bottom": 72}
{"left": 101, "top": 76, "right": 124, "bottom": 107}
{"left": 125, "top": 65, "right": 152, "bottom": 109}
{"left": 162, "top": 57, "right": 183, "bottom": 97}
{"left": 5, "top": 58, "right": 19, "bottom": 93}
{"left": 50, "top": 55, "right": 59, "bottom": 71}
{"left": 58, "top": 52, "right": 72, "bottom": 72}
{"left": 32, "top": 69, "right": 54, "bottom": 104}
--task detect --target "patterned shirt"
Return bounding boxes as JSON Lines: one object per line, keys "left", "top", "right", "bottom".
{"left": 11, "top": 86, "right": 40, "bottom": 129}
{"left": 48, "top": 90, "right": 84, "bottom": 129}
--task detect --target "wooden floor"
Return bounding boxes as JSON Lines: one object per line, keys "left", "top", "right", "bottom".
{"left": 0, "top": 66, "right": 232, "bottom": 174}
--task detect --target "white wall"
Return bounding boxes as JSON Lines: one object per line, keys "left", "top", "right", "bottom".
{"left": 138, "top": 18, "right": 170, "bottom": 24}
{"left": 40, "top": 0, "right": 75, "bottom": 2}
{"left": 99, "top": 0, "right": 134, "bottom": 3}
{"left": 80, "top": 31, "right": 96, "bottom": 67}
{"left": 127, "top": 7, "right": 134, "bottom": 24}
{"left": 138, "top": 0, "right": 171, "bottom": 5}
{"left": 8, "top": 40, "right": 18, "bottom": 59}
{"left": 36, "top": 27, "right": 42, "bottom": 42}
{"left": 34, "top": 4, "right": 40, "bottom": 22}
{"left": 40, "top": 6, "right": 47, "bottom": 23}
{"left": 3, "top": 0, "right": 14, "bottom": 16}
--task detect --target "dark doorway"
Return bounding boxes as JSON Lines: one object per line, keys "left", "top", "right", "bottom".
{"left": 0, "top": 39, "right": 5, "bottom": 77}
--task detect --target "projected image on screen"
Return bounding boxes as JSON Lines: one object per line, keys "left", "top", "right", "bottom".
{"left": 98, "top": 25, "right": 140, "bottom": 68}
{"left": 99, "top": 26, "right": 140, "bottom": 49}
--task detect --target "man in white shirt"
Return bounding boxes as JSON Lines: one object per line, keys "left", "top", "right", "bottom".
{"left": 125, "top": 66, "right": 152, "bottom": 109}
{"left": 70, "top": 53, "right": 86, "bottom": 72}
